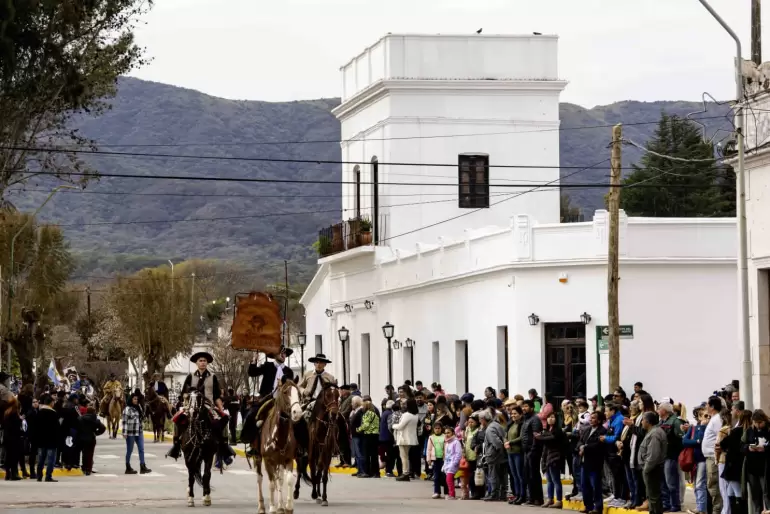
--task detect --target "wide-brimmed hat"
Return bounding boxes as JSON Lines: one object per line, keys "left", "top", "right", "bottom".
{"left": 279, "top": 345, "right": 294, "bottom": 357}
{"left": 190, "top": 351, "right": 214, "bottom": 364}
{"left": 308, "top": 353, "right": 331, "bottom": 364}
{"left": 504, "top": 398, "right": 518, "bottom": 407}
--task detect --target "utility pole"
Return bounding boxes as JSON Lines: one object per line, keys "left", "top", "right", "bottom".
{"left": 284, "top": 260, "right": 289, "bottom": 349}
{"left": 752, "top": 0, "right": 762, "bottom": 65}
{"left": 86, "top": 286, "right": 91, "bottom": 349}
{"left": 697, "top": 0, "right": 753, "bottom": 410}
{"left": 607, "top": 123, "right": 622, "bottom": 391}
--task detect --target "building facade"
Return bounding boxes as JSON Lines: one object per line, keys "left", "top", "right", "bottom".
{"left": 301, "top": 33, "right": 740, "bottom": 411}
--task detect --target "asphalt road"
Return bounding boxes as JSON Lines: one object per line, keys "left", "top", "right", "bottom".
{"left": 1, "top": 435, "right": 521, "bottom": 513}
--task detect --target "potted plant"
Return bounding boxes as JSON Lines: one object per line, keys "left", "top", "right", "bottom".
{"left": 312, "top": 235, "right": 332, "bottom": 256}
{"left": 359, "top": 216, "right": 372, "bottom": 245}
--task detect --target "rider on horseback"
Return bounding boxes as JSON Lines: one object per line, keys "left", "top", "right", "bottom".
{"left": 298, "top": 353, "right": 336, "bottom": 414}
{"left": 240, "top": 345, "right": 295, "bottom": 456}
{"left": 102, "top": 373, "right": 121, "bottom": 396}
{"left": 166, "top": 351, "right": 236, "bottom": 464}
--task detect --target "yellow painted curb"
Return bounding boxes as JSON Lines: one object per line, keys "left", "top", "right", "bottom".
{"left": 0, "top": 467, "right": 83, "bottom": 479}
{"left": 563, "top": 498, "right": 636, "bottom": 514}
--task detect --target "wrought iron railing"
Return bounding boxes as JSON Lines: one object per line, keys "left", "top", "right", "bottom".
{"left": 316, "top": 214, "right": 387, "bottom": 258}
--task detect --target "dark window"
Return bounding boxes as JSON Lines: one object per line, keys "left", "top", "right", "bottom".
{"left": 458, "top": 154, "right": 489, "bottom": 208}
{"left": 353, "top": 165, "right": 361, "bottom": 219}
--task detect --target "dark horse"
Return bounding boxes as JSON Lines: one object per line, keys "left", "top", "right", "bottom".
{"left": 181, "top": 390, "right": 218, "bottom": 507}
{"left": 144, "top": 386, "right": 170, "bottom": 443}
{"left": 305, "top": 383, "right": 346, "bottom": 507}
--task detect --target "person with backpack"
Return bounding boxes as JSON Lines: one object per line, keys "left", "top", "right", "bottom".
{"left": 657, "top": 402, "right": 684, "bottom": 513}
{"left": 681, "top": 406, "right": 709, "bottom": 514}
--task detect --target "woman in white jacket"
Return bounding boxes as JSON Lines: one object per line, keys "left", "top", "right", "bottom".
{"left": 392, "top": 398, "right": 419, "bottom": 482}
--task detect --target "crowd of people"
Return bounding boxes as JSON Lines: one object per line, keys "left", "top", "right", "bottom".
{"left": 338, "top": 378, "right": 764, "bottom": 514}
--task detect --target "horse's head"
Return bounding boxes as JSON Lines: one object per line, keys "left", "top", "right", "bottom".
{"left": 186, "top": 390, "right": 203, "bottom": 418}
{"left": 321, "top": 383, "right": 340, "bottom": 415}
{"left": 275, "top": 379, "right": 303, "bottom": 423}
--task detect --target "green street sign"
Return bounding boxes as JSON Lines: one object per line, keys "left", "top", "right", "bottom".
{"left": 596, "top": 325, "right": 634, "bottom": 342}
{"left": 597, "top": 339, "right": 609, "bottom": 352}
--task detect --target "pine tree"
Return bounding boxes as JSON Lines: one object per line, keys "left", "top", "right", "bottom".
{"left": 620, "top": 114, "right": 735, "bottom": 217}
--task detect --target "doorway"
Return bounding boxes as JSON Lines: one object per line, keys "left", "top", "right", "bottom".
{"left": 455, "top": 340, "right": 468, "bottom": 393}
{"left": 361, "top": 334, "right": 371, "bottom": 395}
{"left": 544, "top": 323, "right": 586, "bottom": 405}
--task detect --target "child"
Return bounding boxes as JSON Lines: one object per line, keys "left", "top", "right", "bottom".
{"left": 427, "top": 422, "right": 447, "bottom": 498}
{"left": 442, "top": 426, "right": 462, "bottom": 500}
{"left": 78, "top": 406, "right": 106, "bottom": 476}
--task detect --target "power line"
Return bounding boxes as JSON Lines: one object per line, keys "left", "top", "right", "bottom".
{"left": 52, "top": 114, "right": 733, "bottom": 148}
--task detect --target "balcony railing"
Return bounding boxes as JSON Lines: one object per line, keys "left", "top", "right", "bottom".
{"left": 316, "top": 215, "right": 388, "bottom": 258}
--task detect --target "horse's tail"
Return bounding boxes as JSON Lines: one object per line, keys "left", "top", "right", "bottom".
{"left": 298, "top": 454, "right": 311, "bottom": 486}
{"left": 194, "top": 468, "right": 204, "bottom": 488}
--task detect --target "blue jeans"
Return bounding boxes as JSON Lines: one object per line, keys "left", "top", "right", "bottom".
{"left": 36, "top": 448, "right": 56, "bottom": 480}
{"left": 546, "top": 463, "right": 563, "bottom": 501}
{"left": 508, "top": 453, "right": 525, "bottom": 497}
{"left": 572, "top": 455, "right": 583, "bottom": 494}
{"left": 582, "top": 469, "right": 603, "bottom": 511}
{"left": 694, "top": 461, "right": 708, "bottom": 513}
{"left": 625, "top": 462, "right": 638, "bottom": 506}
{"left": 125, "top": 435, "right": 146, "bottom": 466}
{"left": 352, "top": 437, "right": 365, "bottom": 474}
{"left": 661, "top": 459, "right": 681, "bottom": 512}
{"left": 433, "top": 458, "right": 447, "bottom": 495}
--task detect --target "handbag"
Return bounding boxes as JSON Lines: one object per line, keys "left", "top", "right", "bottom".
{"left": 678, "top": 426, "right": 696, "bottom": 473}
{"left": 474, "top": 467, "right": 485, "bottom": 486}
{"left": 459, "top": 456, "right": 469, "bottom": 471}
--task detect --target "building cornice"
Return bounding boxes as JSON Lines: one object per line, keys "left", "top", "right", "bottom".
{"left": 333, "top": 79, "right": 569, "bottom": 121}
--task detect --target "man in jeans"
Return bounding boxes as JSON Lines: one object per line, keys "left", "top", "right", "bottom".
{"left": 521, "top": 400, "right": 544, "bottom": 506}
{"left": 35, "top": 394, "right": 60, "bottom": 482}
{"left": 657, "top": 402, "right": 683, "bottom": 512}
{"left": 701, "top": 397, "right": 723, "bottom": 514}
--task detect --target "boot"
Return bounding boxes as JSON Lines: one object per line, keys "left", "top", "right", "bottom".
{"left": 125, "top": 465, "right": 137, "bottom": 475}
{"left": 140, "top": 464, "right": 152, "bottom": 474}
{"left": 166, "top": 438, "right": 182, "bottom": 460}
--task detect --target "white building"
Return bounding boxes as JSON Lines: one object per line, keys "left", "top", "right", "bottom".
{"left": 300, "top": 33, "right": 740, "bottom": 411}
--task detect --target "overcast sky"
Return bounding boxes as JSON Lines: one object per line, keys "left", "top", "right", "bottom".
{"left": 130, "top": 0, "right": 766, "bottom": 108}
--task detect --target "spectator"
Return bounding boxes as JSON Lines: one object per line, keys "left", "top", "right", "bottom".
{"left": 34, "top": 394, "right": 59, "bottom": 483}
{"left": 3, "top": 395, "right": 23, "bottom": 481}
{"left": 521, "top": 399, "right": 544, "bottom": 506}
{"left": 716, "top": 409, "right": 745, "bottom": 514}
{"left": 462, "top": 413, "right": 481, "bottom": 500}
{"left": 579, "top": 410, "right": 607, "bottom": 514}
{"left": 639, "top": 412, "right": 666, "bottom": 514}
{"left": 528, "top": 389, "right": 543, "bottom": 413}
{"left": 25, "top": 397, "right": 39, "bottom": 480}
{"left": 601, "top": 402, "right": 628, "bottom": 507}
{"left": 480, "top": 408, "right": 507, "bottom": 502}
{"left": 122, "top": 392, "right": 151, "bottom": 475}
{"left": 682, "top": 406, "right": 709, "bottom": 514}
{"left": 350, "top": 396, "right": 365, "bottom": 476}
{"left": 427, "top": 421, "right": 447, "bottom": 498}
{"left": 657, "top": 402, "right": 683, "bottom": 513}
{"left": 392, "top": 398, "right": 419, "bottom": 482}
{"left": 505, "top": 403, "right": 525, "bottom": 504}
{"left": 78, "top": 406, "right": 106, "bottom": 476}
{"left": 442, "top": 425, "right": 462, "bottom": 500}
{"left": 358, "top": 396, "right": 380, "bottom": 478}
{"left": 701, "top": 397, "right": 724, "bottom": 514}
{"left": 380, "top": 400, "right": 400, "bottom": 477}
{"left": 537, "top": 410, "right": 566, "bottom": 508}
{"left": 741, "top": 409, "right": 770, "bottom": 514}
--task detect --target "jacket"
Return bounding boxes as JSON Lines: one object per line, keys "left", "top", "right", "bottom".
{"left": 248, "top": 361, "right": 295, "bottom": 398}
{"left": 77, "top": 413, "right": 106, "bottom": 444}
{"left": 350, "top": 408, "right": 364, "bottom": 437}
{"left": 579, "top": 425, "right": 608, "bottom": 472}
{"left": 340, "top": 394, "right": 354, "bottom": 419}
{"left": 659, "top": 414, "right": 684, "bottom": 460}
{"left": 298, "top": 369, "right": 336, "bottom": 400}
{"left": 521, "top": 412, "right": 543, "bottom": 452}
{"left": 358, "top": 409, "right": 379, "bottom": 435}
{"left": 741, "top": 426, "right": 770, "bottom": 476}
{"left": 379, "top": 409, "right": 394, "bottom": 443}
{"left": 538, "top": 423, "right": 566, "bottom": 469}
{"left": 682, "top": 423, "right": 707, "bottom": 463}
{"left": 603, "top": 411, "right": 626, "bottom": 445}
{"left": 537, "top": 402, "right": 554, "bottom": 428}
{"left": 639, "top": 426, "right": 667, "bottom": 473}
{"left": 442, "top": 437, "right": 463, "bottom": 474}
{"left": 463, "top": 426, "right": 479, "bottom": 461}
{"left": 427, "top": 434, "right": 445, "bottom": 462}
{"left": 719, "top": 425, "right": 744, "bottom": 482}
{"left": 506, "top": 420, "right": 523, "bottom": 454}
{"left": 33, "top": 405, "right": 60, "bottom": 449}
{"left": 483, "top": 420, "right": 507, "bottom": 465}
{"left": 392, "top": 412, "right": 419, "bottom": 446}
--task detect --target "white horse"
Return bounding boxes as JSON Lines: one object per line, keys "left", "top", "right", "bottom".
{"left": 253, "top": 380, "right": 303, "bottom": 514}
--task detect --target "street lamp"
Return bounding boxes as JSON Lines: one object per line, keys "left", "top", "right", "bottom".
{"left": 337, "top": 326, "right": 349, "bottom": 384}
{"left": 404, "top": 338, "right": 416, "bottom": 383}
{"left": 528, "top": 313, "right": 540, "bottom": 326}
{"left": 297, "top": 333, "right": 307, "bottom": 374}
{"left": 4, "top": 185, "right": 77, "bottom": 372}
{"left": 580, "top": 312, "right": 592, "bottom": 325}
{"left": 382, "top": 322, "right": 395, "bottom": 386}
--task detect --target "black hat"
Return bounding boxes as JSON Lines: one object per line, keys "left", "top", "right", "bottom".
{"left": 0, "top": 371, "right": 9, "bottom": 383}
{"left": 190, "top": 351, "right": 214, "bottom": 364}
{"left": 340, "top": 384, "right": 351, "bottom": 391}
{"left": 308, "top": 353, "right": 332, "bottom": 364}
{"left": 109, "top": 372, "right": 116, "bottom": 378}
{"left": 279, "top": 345, "right": 294, "bottom": 357}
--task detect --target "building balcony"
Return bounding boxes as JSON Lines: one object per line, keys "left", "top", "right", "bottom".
{"left": 315, "top": 215, "right": 387, "bottom": 258}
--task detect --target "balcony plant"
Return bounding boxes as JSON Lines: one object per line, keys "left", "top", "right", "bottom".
{"left": 312, "top": 235, "right": 332, "bottom": 256}
{"left": 359, "top": 216, "right": 372, "bottom": 245}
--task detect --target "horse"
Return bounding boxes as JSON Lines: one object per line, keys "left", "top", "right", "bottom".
{"left": 103, "top": 386, "right": 125, "bottom": 439}
{"left": 251, "top": 380, "right": 303, "bottom": 514}
{"left": 144, "top": 386, "right": 170, "bottom": 443}
{"left": 181, "top": 390, "right": 219, "bottom": 508}
{"left": 306, "top": 383, "right": 343, "bottom": 507}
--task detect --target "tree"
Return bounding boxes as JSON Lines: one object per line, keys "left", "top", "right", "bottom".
{"left": 620, "top": 114, "right": 735, "bottom": 217}
{"left": 0, "top": 0, "right": 151, "bottom": 194}
{"left": 208, "top": 327, "right": 250, "bottom": 395}
{"left": 560, "top": 194, "right": 582, "bottom": 222}
{"left": 0, "top": 211, "right": 77, "bottom": 383}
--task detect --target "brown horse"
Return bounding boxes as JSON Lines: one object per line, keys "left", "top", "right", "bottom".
{"left": 252, "top": 380, "right": 303, "bottom": 514}
{"left": 306, "top": 383, "right": 344, "bottom": 507}
{"left": 107, "top": 394, "right": 125, "bottom": 439}
{"left": 144, "top": 386, "right": 170, "bottom": 443}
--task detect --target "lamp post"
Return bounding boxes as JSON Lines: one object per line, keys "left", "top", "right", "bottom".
{"left": 382, "top": 322, "right": 394, "bottom": 387}
{"left": 4, "top": 185, "right": 77, "bottom": 372}
{"left": 337, "top": 326, "right": 349, "bottom": 384}
{"left": 404, "top": 338, "right": 415, "bottom": 383}
{"left": 298, "top": 333, "right": 307, "bottom": 375}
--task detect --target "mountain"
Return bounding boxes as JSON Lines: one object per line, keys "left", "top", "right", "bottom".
{"left": 10, "top": 78, "right": 735, "bottom": 284}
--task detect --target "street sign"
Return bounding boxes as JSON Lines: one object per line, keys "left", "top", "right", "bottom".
{"left": 596, "top": 325, "right": 634, "bottom": 340}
